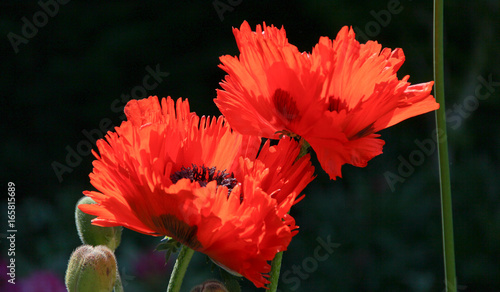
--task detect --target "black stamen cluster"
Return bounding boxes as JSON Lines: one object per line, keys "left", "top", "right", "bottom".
{"left": 170, "top": 164, "right": 238, "bottom": 194}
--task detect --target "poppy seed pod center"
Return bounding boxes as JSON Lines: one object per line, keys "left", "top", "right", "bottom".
{"left": 170, "top": 164, "right": 238, "bottom": 193}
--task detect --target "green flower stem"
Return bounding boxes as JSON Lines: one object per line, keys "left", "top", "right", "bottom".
{"left": 433, "top": 0, "right": 457, "bottom": 291}
{"left": 268, "top": 251, "right": 283, "bottom": 291}
{"left": 166, "top": 245, "right": 195, "bottom": 292}
{"left": 268, "top": 138, "right": 311, "bottom": 291}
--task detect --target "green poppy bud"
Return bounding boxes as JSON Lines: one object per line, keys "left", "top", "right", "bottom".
{"left": 65, "top": 245, "right": 117, "bottom": 292}
{"left": 75, "top": 196, "right": 122, "bottom": 251}
{"left": 190, "top": 280, "right": 229, "bottom": 292}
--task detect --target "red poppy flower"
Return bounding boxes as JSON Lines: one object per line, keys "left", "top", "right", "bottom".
{"left": 79, "top": 96, "right": 315, "bottom": 288}
{"left": 216, "top": 21, "right": 440, "bottom": 179}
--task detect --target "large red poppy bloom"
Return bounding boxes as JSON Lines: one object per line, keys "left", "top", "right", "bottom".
{"left": 79, "top": 96, "right": 314, "bottom": 288}
{"left": 216, "top": 21, "right": 439, "bottom": 179}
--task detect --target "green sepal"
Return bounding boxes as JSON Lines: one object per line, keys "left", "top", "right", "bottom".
{"left": 190, "top": 280, "right": 229, "bottom": 292}
{"left": 156, "top": 236, "right": 182, "bottom": 263}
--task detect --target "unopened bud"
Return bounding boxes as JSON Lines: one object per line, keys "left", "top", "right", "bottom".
{"left": 190, "top": 280, "right": 229, "bottom": 292}
{"left": 75, "top": 196, "right": 122, "bottom": 251}
{"left": 65, "top": 245, "right": 117, "bottom": 292}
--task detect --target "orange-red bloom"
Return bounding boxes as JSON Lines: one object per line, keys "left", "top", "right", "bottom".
{"left": 216, "top": 21, "right": 440, "bottom": 179}
{"left": 79, "top": 96, "right": 314, "bottom": 288}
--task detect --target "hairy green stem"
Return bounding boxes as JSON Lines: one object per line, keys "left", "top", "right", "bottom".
{"left": 433, "top": 0, "right": 457, "bottom": 291}
{"left": 267, "top": 251, "right": 283, "bottom": 292}
{"left": 166, "top": 245, "right": 195, "bottom": 292}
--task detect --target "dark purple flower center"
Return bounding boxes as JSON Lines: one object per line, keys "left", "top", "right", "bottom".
{"left": 171, "top": 164, "right": 238, "bottom": 194}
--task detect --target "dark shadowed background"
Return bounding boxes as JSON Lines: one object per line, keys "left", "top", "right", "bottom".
{"left": 1, "top": 0, "right": 499, "bottom": 291}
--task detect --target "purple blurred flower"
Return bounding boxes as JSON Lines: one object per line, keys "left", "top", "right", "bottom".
{"left": 133, "top": 249, "right": 170, "bottom": 280}
{"left": 19, "top": 271, "right": 66, "bottom": 292}
{"left": 1, "top": 271, "right": 64, "bottom": 292}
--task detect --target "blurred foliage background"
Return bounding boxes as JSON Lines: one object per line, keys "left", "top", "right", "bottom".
{"left": 1, "top": 0, "right": 499, "bottom": 291}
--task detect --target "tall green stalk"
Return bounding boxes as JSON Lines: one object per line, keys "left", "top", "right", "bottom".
{"left": 268, "top": 251, "right": 283, "bottom": 291}
{"left": 433, "top": 0, "right": 457, "bottom": 291}
{"left": 166, "top": 245, "right": 195, "bottom": 292}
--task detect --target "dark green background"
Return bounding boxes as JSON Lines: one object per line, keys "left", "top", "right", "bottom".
{"left": 1, "top": 0, "right": 499, "bottom": 291}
